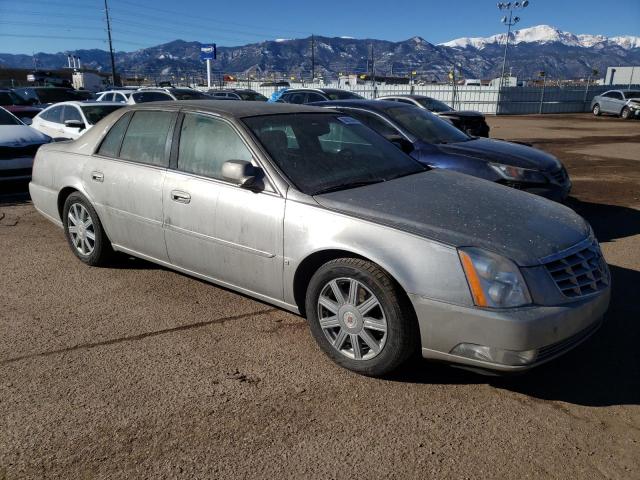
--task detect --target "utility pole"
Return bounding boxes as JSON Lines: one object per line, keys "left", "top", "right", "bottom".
{"left": 370, "top": 43, "right": 376, "bottom": 98}
{"left": 104, "top": 0, "right": 118, "bottom": 86}
{"left": 310, "top": 34, "right": 315, "bottom": 84}
{"left": 497, "top": 1, "right": 529, "bottom": 90}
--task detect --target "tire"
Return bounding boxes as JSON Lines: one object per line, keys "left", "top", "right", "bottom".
{"left": 305, "top": 257, "right": 419, "bottom": 377}
{"left": 621, "top": 107, "right": 631, "bottom": 120}
{"left": 62, "top": 192, "right": 113, "bottom": 266}
{"left": 592, "top": 104, "right": 601, "bottom": 116}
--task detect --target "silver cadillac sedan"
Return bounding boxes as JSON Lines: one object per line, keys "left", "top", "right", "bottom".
{"left": 29, "top": 101, "right": 610, "bottom": 376}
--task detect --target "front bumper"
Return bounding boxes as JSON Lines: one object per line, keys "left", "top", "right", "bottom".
{"left": 410, "top": 286, "right": 610, "bottom": 373}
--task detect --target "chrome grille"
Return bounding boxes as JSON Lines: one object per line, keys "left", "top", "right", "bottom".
{"left": 543, "top": 241, "right": 609, "bottom": 298}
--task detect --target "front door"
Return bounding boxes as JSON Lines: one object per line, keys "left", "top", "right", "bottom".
{"left": 163, "top": 112, "right": 285, "bottom": 300}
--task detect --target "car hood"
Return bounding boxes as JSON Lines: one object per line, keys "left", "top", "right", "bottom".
{"left": 0, "top": 125, "right": 50, "bottom": 147}
{"left": 313, "top": 170, "right": 589, "bottom": 266}
{"left": 436, "top": 137, "right": 562, "bottom": 171}
{"left": 438, "top": 110, "right": 485, "bottom": 118}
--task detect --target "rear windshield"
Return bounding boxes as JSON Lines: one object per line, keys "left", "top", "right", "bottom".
{"left": 0, "top": 91, "right": 29, "bottom": 106}
{"left": 384, "top": 106, "right": 470, "bottom": 144}
{"left": 0, "top": 108, "right": 21, "bottom": 125}
{"left": 238, "top": 91, "right": 268, "bottom": 101}
{"left": 415, "top": 98, "right": 453, "bottom": 113}
{"left": 324, "top": 90, "right": 364, "bottom": 100}
{"left": 243, "top": 113, "right": 425, "bottom": 195}
{"left": 81, "top": 105, "right": 123, "bottom": 125}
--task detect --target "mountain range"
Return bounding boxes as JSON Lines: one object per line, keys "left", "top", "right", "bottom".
{"left": 0, "top": 25, "right": 638, "bottom": 82}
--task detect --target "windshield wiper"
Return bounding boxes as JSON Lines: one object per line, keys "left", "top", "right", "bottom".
{"left": 312, "top": 179, "right": 385, "bottom": 195}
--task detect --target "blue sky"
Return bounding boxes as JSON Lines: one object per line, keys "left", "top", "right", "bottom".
{"left": 0, "top": 0, "right": 638, "bottom": 54}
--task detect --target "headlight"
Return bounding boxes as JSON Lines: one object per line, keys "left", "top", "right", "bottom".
{"left": 458, "top": 247, "right": 531, "bottom": 308}
{"left": 489, "top": 162, "right": 547, "bottom": 184}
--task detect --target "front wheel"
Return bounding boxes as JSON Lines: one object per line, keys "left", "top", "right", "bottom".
{"left": 305, "top": 258, "right": 419, "bottom": 376}
{"left": 592, "top": 104, "right": 601, "bottom": 116}
{"left": 621, "top": 107, "right": 631, "bottom": 120}
{"left": 63, "top": 192, "right": 113, "bottom": 266}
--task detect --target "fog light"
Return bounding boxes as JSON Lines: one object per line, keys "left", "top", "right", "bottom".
{"left": 450, "top": 343, "right": 537, "bottom": 366}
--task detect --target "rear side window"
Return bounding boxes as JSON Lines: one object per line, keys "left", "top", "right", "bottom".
{"left": 119, "top": 111, "right": 174, "bottom": 167}
{"left": 97, "top": 112, "right": 131, "bottom": 157}
{"left": 41, "top": 106, "right": 64, "bottom": 123}
{"left": 177, "top": 113, "right": 252, "bottom": 180}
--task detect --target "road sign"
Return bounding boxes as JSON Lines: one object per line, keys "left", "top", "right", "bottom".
{"left": 200, "top": 44, "right": 216, "bottom": 61}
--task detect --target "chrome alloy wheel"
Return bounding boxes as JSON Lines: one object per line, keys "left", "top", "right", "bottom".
{"left": 317, "top": 278, "right": 388, "bottom": 361}
{"left": 67, "top": 203, "right": 95, "bottom": 256}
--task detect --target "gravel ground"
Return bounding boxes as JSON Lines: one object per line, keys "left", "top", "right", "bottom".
{"left": 1, "top": 114, "right": 638, "bottom": 479}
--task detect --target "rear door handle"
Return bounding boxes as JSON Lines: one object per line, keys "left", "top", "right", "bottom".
{"left": 91, "top": 171, "right": 104, "bottom": 182}
{"left": 170, "top": 190, "right": 191, "bottom": 204}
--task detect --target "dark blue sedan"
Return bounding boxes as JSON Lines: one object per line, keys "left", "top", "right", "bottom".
{"left": 311, "top": 100, "right": 571, "bottom": 201}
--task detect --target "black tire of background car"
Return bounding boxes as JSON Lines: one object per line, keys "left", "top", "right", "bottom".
{"left": 621, "top": 107, "right": 631, "bottom": 120}
{"left": 593, "top": 104, "right": 601, "bottom": 116}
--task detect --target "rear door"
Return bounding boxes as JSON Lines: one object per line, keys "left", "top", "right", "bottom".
{"left": 163, "top": 112, "right": 285, "bottom": 300}
{"left": 86, "top": 109, "right": 176, "bottom": 261}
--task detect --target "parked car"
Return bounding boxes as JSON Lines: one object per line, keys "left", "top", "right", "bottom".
{"left": 378, "top": 94, "right": 490, "bottom": 137}
{"left": 270, "top": 88, "right": 364, "bottom": 104}
{"left": 0, "top": 107, "right": 50, "bottom": 182}
{"left": 133, "top": 87, "right": 211, "bottom": 101}
{"left": 29, "top": 101, "right": 609, "bottom": 377}
{"left": 208, "top": 89, "right": 268, "bottom": 101}
{"left": 0, "top": 89, "right": 42, "bottom": 120}
{"left": 312, "top": 100, "right": 571, "bottom": 201}
{"left": 13, "top": 87, "right": 93, "bottom": 107}
{"left": 95, "top": 89, "right": 136, "bottom": 103}
{"left": 591, "top": 90, "right": 640, "bottom": 119}
{"left": 31, "top": 101, "right": 123, "bottom": 140}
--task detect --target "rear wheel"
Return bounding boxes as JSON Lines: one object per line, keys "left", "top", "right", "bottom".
{"left": 63, "top": 192, "right": 113, "bottom": 266}
{"left": 305, "top": 258, "right": 419, "bottom": 376}
{"left": 621, "top": 107, "right": 631, "bottom": 120}
{"left": 592, "top": 104, "right": 601, "bottom": 116}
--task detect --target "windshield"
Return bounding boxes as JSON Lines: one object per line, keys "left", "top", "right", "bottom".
{"left": 238, "top": 91, "right": 268, "bottom": 101}
{"left": 81, "top": 105, "right": 123, "bottom": 125}
{"left": 415, "top": 97, "right": 453, "bottom": 113}
{"left": 171, "top": 89, "right": 210, "bottom": 100}
{"left": 384, "top": 106, "right": 470, "bottom": 144}
{"left": 624, "top": 91, "right": 640, "bottom": 99}
{"left": 324, "top": 90, "right": 364, "bottom": 100}
{"left": 0, "top": 108, "right": 22, "bottom": 125}
{"left": 243, "top": 113, "right": 425, "bottom": 195}
{"left": 0, "top": 91, "right": 29, "bottom": 106}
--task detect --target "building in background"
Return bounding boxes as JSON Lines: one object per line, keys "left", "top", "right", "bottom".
{"left": 604, "top": 66, "right": 640, "bottom": 86}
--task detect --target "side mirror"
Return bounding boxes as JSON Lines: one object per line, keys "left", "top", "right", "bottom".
{"left": 64, "top": 119, "right": 85, "bottom": 130}
{"left": 222, "top": 160, "right": 259, "bottom": 188}
{"left": 21, "top": 117, "right": 32, "bottom": 126}
{"left": 386, "top": 134, "right": 414, "bottom": 154}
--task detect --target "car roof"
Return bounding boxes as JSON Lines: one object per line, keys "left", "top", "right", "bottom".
{"left": 119, "top": 100, "right": 327, "bottom": 118}
{"left": 42, "top": 101, "right": 123, "bottom": 108}
{"left": 379, "top": 94, "right": 432, "bottom": 100}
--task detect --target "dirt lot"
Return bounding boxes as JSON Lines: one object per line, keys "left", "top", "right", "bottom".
{"left": 1, "top": 114, "right": 639, "bottom": 479}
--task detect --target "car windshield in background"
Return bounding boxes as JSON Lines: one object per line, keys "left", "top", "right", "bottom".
{"left": 243, "top": 113, "right": 425, "bottom": 195}
{"left": 415, "top": 98, "right": 454, "bottom": 113}
{"left": 624, "top": 91, "right": 640, "bottom": 99}
{"left": 81, "top": 105, "right": 123, "bottom": 125}
{"left": 238, "top": 91, "right": 268, "bottom": 101}
{"left": 33, "top": 89, "right": 84, "bottom": 103}
{"left": 324, "top": 90, "right": 364, "bottom": 100}
{"left": 0, "top": 108, "right": 22, "bottom": 125}
{"left": 385, "top": 106, "right": 470, "bottom": 144}
{"left": 0, "top": 91, "right": 29, "bottom": 106}
{"left": 171, "top": 89, "right": 211, "bottom": 100}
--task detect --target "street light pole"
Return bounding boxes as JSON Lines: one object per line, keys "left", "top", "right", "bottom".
{"left": 497, "top": 1, "right": 529, "bottom": 89}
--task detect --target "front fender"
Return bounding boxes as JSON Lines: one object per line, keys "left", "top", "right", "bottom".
{"left": 283, "top": 199, "right": 473, "bottom": 308}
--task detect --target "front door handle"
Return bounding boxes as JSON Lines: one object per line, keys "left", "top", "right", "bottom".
{"left": 91, "top": 171, "right": 104, "bottom": 182}
{"left": 170, "top": 190, "right": 191, "bottom": 204}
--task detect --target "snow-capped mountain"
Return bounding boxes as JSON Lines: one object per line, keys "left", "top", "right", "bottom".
{"left": 440, "top": 25, "right": 640, "bottom": 50}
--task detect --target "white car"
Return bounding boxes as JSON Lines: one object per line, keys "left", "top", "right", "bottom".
{"left": 127, "top": 89, "right": 176, "bottom": 104}
{"left": 31, "top": 101, "right": 123, "bottom": 140}
{"left": 0, "top": 107, "right": 50, "bottom": 182}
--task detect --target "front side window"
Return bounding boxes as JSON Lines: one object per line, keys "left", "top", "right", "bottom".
{"left": 119, "top": 110, "right": 174, "bottom": 166}
{"left": 243, "top": 113, "right": 425, "bottom": 195}
{"left": 178, "top": 113, "right": 252, "bottom": 180}
{"left": 305, "top": 92, "right": 326, "bottom": 103}
{"left": 63, "top": 105, "right": 83, "bottom": 123}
